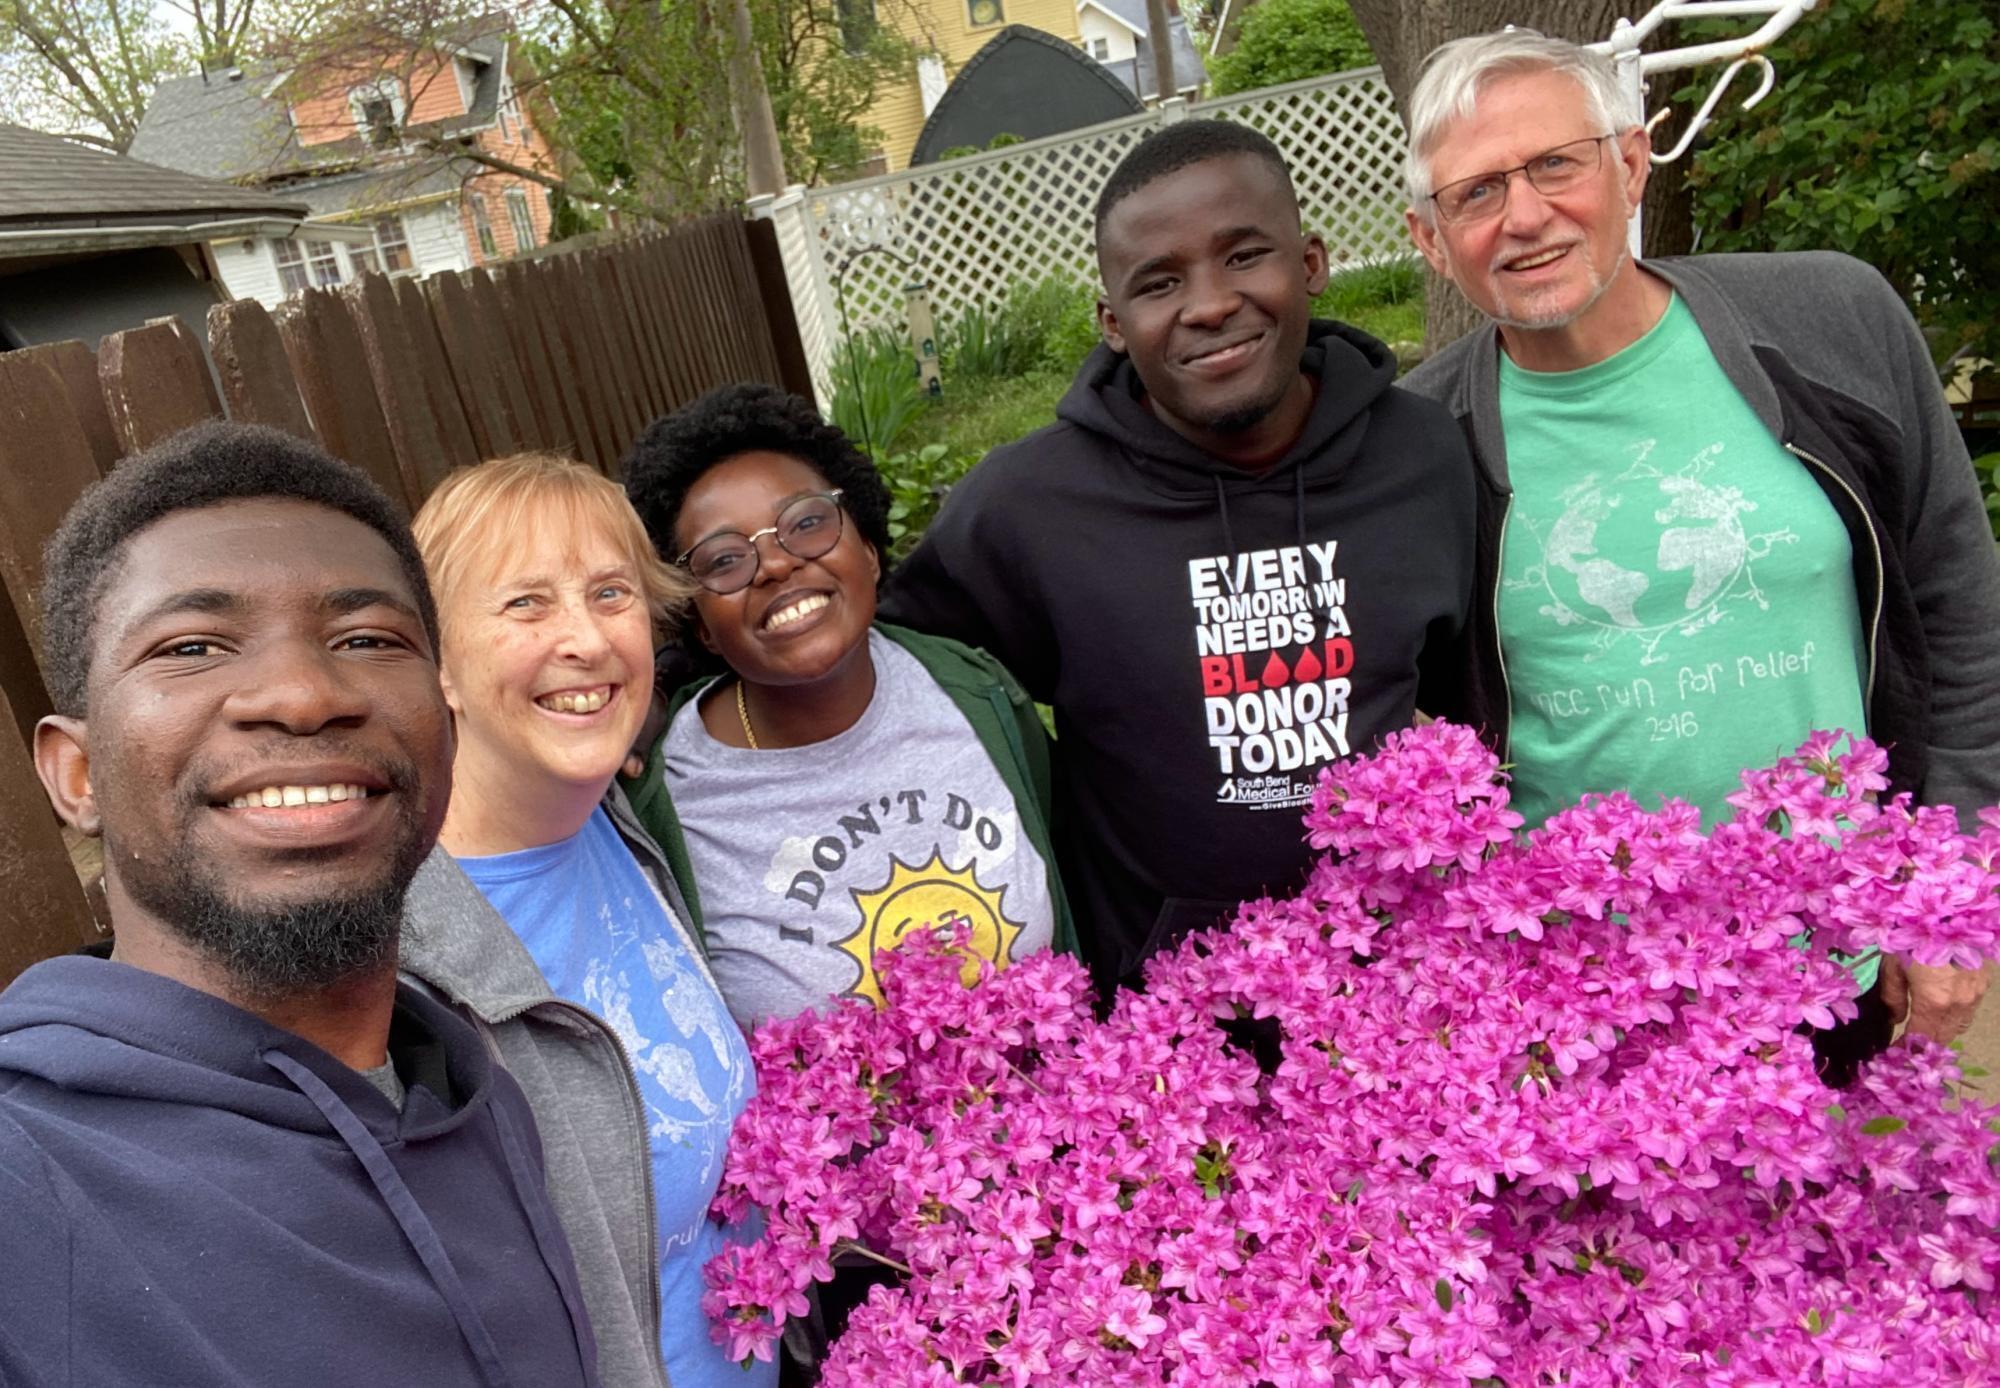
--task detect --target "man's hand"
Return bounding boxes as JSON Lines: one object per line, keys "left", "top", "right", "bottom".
{"left": 1880, "top": 956, "right": 1990, "bottom": 1044}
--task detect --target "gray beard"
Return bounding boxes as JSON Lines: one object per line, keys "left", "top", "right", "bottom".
{"left": 1490, "top": 240, "right": 1629, "bottom": 332}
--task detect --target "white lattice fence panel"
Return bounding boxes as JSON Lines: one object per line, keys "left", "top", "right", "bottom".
{"left": 803, "top": 110, "right": 1157, "bottom": 340}
{"left": 1194, "top": 71, "right": 1410, "bottom": 268}
{"left": 776, "top": 67, "right": 1411, "bottom": 386}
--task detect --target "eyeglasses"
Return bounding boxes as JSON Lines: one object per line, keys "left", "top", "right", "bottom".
{"left": 675, "top": 490, "right": 846, "bottom": 595}
{"left": 1429, "top": 134, "right": 1616, "bottom": 226}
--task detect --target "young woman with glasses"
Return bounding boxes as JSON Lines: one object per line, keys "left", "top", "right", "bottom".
{"left": 620, "top": 383, "right": 1077, "bottom": 1032}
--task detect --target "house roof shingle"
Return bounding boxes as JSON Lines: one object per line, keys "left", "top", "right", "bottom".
{"left": 128, "top": 12, "right": 510, "bottom": 185}
{"left": 0, "top": 123, "right": 308, "bottom": 230}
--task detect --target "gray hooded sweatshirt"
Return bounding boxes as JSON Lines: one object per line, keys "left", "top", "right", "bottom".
{"left": 399, "top": 785, "right": 697, "bottom": 1388}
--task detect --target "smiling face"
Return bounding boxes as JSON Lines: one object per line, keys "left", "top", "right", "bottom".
{"left": 1408, "top": 68, "right": 1649, "bottom": 346}
{"left": 34, "top": 498, "right": 451, "bottom": 993}
{"left": 437, "top": 514, "right": 656, "bottom": 816}
{"left": 1097, "top": 153, "right": 1329, "bottom": 462}
{"left": 673, "top": 449, "right": 880, "bottom": 692}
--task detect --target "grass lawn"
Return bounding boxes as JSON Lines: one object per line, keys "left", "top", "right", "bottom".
{"left": 899, "top": 368, "right": 1072, "bottom": 458}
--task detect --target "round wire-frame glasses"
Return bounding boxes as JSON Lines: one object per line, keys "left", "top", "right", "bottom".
{"left": 675, "top": 489, "right": 847, "bottom": 595}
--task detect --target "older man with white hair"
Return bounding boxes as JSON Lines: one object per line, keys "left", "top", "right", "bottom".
{"left": 1397, "top": 28, "right": 1999, "bottom": 1080}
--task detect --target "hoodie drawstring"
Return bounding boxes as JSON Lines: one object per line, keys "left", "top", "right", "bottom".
{"left": 1213, "top": 470, "right": 1323, "bottom": 630}
{"left": 264, "top": 1049, "right": 523, "bottom": 1388}
{"left": 1295, "top": 467, "right": 1325, "bottom": 632}
{"left": 1214, "top": 475, "right": 1238, "bottom": 588}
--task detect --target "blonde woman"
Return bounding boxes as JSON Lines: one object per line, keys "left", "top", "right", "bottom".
{"left": 399, "top": 454, "right": 773, "bottom": 1388}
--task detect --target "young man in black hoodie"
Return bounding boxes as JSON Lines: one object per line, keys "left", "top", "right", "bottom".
{"left": 884, "top": 121, "right": 1476, "bottom": 992}
{"left": 0, "top": 422, "right": 600, "bottom": 1388}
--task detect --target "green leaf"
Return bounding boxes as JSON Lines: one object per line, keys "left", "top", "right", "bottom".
{"left": 1434, "top": 1278, "right": 1453, "bottom": 1311}
{"left": 1806, "top": 1307, "right": 1825, "bottom": 1335}
{"left": 1826, "top": 1103, "right": 1848, "bottom": 1123}
{"left": 1858, "top": 1116, "right": 1908, "bottom": 1136}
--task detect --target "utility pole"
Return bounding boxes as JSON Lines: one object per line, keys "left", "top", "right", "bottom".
{"left": 728, "top": 0, "right": 787, "bottom": 197}
{"left": 1144, "top": 0, "right": 1178, "bottom": 105}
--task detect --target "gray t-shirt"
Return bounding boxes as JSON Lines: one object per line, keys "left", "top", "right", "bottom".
{"left": 661, "top": 631, "right": 1055, "bottom": 1027}
{"left": 358, "top": 1058, "right": 404, "bottom": 1109}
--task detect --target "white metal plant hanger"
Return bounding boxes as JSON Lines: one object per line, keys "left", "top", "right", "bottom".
{"left": 1585, "top": 0, "right": 1820, "bottom": 252}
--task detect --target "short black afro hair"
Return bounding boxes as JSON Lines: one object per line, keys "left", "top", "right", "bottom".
{"left": 40, "top": 419, "right": 438, "bottom": 716}
{"left": 1094, "top": 118, "right": 1298, "bottom": 238}
{"left": 623, "top": 381, "right": 893, "bottom": 591}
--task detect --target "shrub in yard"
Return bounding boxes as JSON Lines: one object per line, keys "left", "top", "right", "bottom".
{"left": 828, "top": 327, "right": 928, "bottom": 455}
{"left": 1682, "top": 0, "right": 1999, "bottom": 375}
{"left": 939, "top": 305, "right": 1017, "bottom": 381}
{"left": 876, "top": 442, "right": 981, "bottom": 561}
{"left": 1207, "top": 0, "right": 1374, "bottom": 97}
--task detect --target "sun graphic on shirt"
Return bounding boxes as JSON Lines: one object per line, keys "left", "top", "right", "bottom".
{"left": 838, "top": 850, "right": 1024, "bottom": 1006}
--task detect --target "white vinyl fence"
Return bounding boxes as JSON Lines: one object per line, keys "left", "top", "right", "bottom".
{"left": 749, "top": 66, "right": 1410, "bottom": 399}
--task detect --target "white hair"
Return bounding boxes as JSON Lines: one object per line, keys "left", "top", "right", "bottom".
{"left": 1403, "top": 28, "right": 1637, "bottom": 220}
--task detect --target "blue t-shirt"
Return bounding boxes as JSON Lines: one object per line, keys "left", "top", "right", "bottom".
{"left": 459, "top": 809, "right": 772, "bottom": 1388}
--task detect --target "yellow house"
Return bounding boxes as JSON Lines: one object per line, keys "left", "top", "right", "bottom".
{"left": 859, "top": 0, "right": 1089, "bottom": 173}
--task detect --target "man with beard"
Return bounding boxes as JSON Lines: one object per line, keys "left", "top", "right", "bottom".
{"left": 1396, "top": 29, "right": 1996, "bottom": 1074}
{"left": 0, "top": 422, "right": 601, "bottom": 1388}
{"left": 883, "top": 120, "right": 1475, "bottom": 993}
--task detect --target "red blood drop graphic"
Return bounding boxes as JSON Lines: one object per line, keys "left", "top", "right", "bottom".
{"left": 1260, "top": 650, "right": 1291, "bottom": 688}
{"left": 1292, "top": 644, "right": 1324, "bottom": 682}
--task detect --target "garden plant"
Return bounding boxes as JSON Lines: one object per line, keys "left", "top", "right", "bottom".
{"left": 705, "top": 724, "right": 2000, "bottom": 1383}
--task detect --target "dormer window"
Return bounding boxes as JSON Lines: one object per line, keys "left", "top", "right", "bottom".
{"left": 348, "top": 79, "right": 405, "bottom": 147}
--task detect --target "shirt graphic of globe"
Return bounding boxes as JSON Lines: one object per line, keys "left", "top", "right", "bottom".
{"left": 1513, "top": 445, "right": 1797, "bottom": 665}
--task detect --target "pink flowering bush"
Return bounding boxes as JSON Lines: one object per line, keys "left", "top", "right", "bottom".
{"left": 705, "top": 726, "right": 2000, "bottom": 1384}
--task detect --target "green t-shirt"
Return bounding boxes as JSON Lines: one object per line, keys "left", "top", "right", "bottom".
{"left": 1497, "top": 294, "right": 1875, "bottom": 987}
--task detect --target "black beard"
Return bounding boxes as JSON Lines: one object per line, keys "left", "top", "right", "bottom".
{"left": 118, "top": 781, "right": 431, "bottom": 1001}
{"left": 1200, "top": 400, "right": 1279, "bottom": 435}
{"left": 151, "top": 874, "right": 409, "bottom": 1001}
{"left": 1183, "top": 375, "right": 1295, "bottom": 436}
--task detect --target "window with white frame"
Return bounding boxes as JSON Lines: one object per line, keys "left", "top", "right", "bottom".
{"left": 468, "top": 196, "right": 499, "bottom": 259}
{"left": 349, "top": 240, "right": 380, "bottom": 276}
{"left": 966, "top": 0, "right": 1002, "bottom": 24}
{"left": 1088, "top": 35, "right": 1110, "bottom": 60}
{"left": 305, "top": 239, "right": 343, "bottom": 287}
{"left": 272, "top": 238, "right": 310, "bottom": 296}
{"left": 504, "top": 188, "right": 537, "bottom": 253}
{"left": 373, "top": 213, "right": 414, "bottom": 271}
{"left": 348, "top": 79, "right": 405, "bottom": 148}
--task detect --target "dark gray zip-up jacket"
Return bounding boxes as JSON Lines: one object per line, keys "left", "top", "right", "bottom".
{"left": 399, "top": 783, "right": 705, "bottom": 1388}
{"left": 1403, "top": 251, "right": 2000, "bottom": 820}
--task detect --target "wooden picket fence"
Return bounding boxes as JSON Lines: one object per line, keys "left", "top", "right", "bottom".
{"left": 0, "top": 213, "right": 813, "bottom": 983}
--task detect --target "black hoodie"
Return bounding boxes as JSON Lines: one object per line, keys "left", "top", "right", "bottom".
{"left": 0, "top": 955, "right": 600, "bottom": 1388}
{"left": 883, "top": 322, "right": 1475, "bottom": 990}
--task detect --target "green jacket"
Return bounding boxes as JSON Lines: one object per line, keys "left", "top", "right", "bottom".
{"left": 619, "top": 622, "right": 1078, "bottom": 960}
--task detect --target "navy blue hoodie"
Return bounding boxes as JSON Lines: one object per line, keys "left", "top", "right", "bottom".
{"left": 0, "top": 955, "right": 601, "bottom": 1388}
{"left": 884, "top": 323, "right": 1475, "bottom": 990}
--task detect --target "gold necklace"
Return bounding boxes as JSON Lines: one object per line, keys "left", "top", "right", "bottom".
{"left": 735, "top": 679, "right": 759, "bottom": 750}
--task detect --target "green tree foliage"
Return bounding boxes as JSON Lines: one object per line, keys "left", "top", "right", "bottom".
{"left": 1, "top": 0, "right": 274, "bottom": 149}
{"left": 1683, "top": 0, "right": 1999, "bottom": 373}
{"left": 1207, "top": 0, "right": 1374, "bottom": 98}
{"left": 523, "top": 0, "right": 922, "bottom": 213}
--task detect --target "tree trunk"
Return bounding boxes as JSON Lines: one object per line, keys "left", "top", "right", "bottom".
{"left": 728, "top": 0, "right": 787, "bottom": 195}
{"left": 1348, "top": 0, "right": 1696, "bottom": 355}
{"left": 1145, "top": 0, "right": 1178, "bottom": 104}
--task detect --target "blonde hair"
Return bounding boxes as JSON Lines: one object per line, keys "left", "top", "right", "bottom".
{"left": 411, "top": 453, "right": 693, "bottom": 649}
